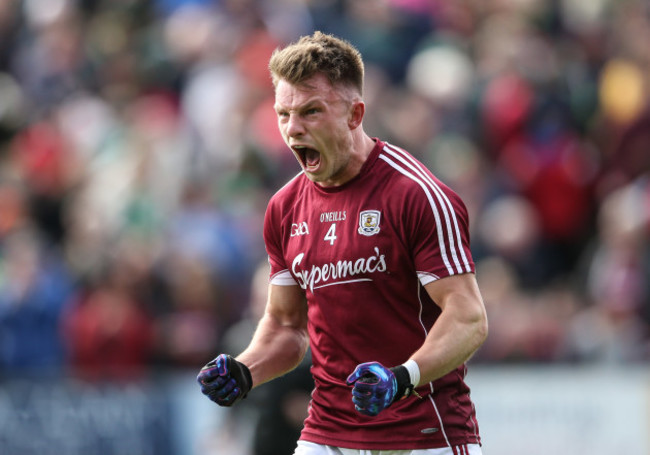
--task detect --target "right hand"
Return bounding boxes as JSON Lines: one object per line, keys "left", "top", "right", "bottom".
{"left": 346, "top": 361, "right": 399, "bottom": 416}
{"left": 197, "top": 354, "right": 253, "bottom": 406}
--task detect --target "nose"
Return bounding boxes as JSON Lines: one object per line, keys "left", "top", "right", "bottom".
{"left": 285, "top": 114, "right": 305, "bottom": 138}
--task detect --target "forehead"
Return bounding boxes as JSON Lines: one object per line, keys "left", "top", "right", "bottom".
{"left": 274, "top": 73, "right": 342, "bottom": 110}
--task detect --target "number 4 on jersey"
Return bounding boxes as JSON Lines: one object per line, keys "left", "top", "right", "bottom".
{"left": 324, "top": 223, "right": 337, "bottom": 245}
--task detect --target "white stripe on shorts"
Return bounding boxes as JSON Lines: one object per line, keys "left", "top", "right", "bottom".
{"left": 293, "top": 440, "right": 482, "bottom": 455}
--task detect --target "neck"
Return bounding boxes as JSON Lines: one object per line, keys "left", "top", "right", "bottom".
{"left": 317, "top": 132, "right": 375, "bottom": 188}
{"left": 341, "top": 132, "right": 375, "bottom": 182}
{"left": 352, "top": 131, "right": 376, "bottom": 163}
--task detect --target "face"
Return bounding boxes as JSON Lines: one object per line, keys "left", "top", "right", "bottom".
{"left": 274, "top": 73, "right": 362, "bottom": 187}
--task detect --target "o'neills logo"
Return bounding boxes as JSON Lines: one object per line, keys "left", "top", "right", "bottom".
{"left": 291, "top": 247, "right": 387, "bottom": 292}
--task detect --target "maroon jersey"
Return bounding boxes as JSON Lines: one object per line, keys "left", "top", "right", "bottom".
{"left": 263, "top": 139, "right": 480, "bottom": 450}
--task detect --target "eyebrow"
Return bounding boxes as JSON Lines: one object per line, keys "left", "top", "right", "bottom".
{"left": 274, "top": 99, "right": 324, "bottom": 113}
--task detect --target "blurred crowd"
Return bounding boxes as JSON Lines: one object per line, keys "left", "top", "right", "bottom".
{"left": 0, "top": 0, "right": 649, "bottom": 384}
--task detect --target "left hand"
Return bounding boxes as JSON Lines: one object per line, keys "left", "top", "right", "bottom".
{"left": 346, "top": 361, "right": 398, "bottom": 416}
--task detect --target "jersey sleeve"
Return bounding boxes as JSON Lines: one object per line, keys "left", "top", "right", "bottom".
{"left": 406, "top": 177, "right": 475, "bottom": 285}
{"left": 263, "top": 195, "right": 297, "bottom": 286}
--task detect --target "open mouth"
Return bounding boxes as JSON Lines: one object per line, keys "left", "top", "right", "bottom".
{"left": 293, "top": 145, "right": 321, "bottom": 171}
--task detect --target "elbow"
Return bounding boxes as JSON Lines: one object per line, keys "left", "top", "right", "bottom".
{"left": 477, "top": 315, "right": 488, "bottom": 347}
{"left": 474, "top": 309, "right": 489, "bottom": 348}
{"left": 288, "top": 326, "right": 310, "bottom": 365}
{"left": 296, "top": 328, "right": 310, "bottom": 358}
{"left": 464, "top": 300, "right": 488, "bottom": 351}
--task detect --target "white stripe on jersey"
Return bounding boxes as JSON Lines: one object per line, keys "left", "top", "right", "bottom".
{"left": 428, "top": 393, "right": 452, "bottom": 447}
{"left": 378, "top": 153, "right": 453, "bottom": 275}
{"left": 381, "top": 143, "right": 472, "bottom": 274}
{"left": 414, "top": 284, "right": 453, "bottom": 448}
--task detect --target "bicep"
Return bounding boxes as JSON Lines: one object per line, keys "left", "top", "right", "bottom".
{"left": 410, "top": 273, "right": 488, "bottom": 382}
{"left": 266, "top": 284, "right": 308, "bottom": 330}
{"left": 424, "top": 273, "right": 486, "bottom": 319}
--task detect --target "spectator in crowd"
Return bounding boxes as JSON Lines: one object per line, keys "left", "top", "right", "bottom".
{"left": 0, "top": 227, "right": 73, "bottom": 374}
{"left": 62, "top": 251, "right": 155, "bottom": 381}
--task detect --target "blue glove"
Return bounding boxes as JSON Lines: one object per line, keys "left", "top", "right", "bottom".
{"left": 197, "top": 354, "right": 253, "bottom": 406}
{"left": 346, "top": 361, "right": 413, "bottom": 416}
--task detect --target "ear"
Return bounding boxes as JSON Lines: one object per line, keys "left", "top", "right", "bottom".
{"left": 348, "top": 101, "right": 365, "bottom": 130}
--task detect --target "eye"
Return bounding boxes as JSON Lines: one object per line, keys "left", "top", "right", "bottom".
{"left": 305, "top": 107, "right": 320, "bottom": 116}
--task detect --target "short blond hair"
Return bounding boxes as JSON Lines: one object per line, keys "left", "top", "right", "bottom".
{"left": 268, "top": 31, "right": 364, "bottom": 95}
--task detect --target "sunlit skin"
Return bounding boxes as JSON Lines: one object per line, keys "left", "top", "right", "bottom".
{"left": 274, "top": 73, "right": 376, "bottom": 187}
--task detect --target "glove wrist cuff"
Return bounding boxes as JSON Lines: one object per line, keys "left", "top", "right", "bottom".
{"left": 389, "top": 365, "right": 415, "bottom": 402}
{"left": 240, "top": 362, "right": 253, "bottom": 395}
{"left": 402, "top": 359, "right": 420, "bottom": 387}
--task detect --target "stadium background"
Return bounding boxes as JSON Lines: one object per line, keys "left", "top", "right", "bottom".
{"left": 0, "top": 0, "right": 648, "bottom": 453}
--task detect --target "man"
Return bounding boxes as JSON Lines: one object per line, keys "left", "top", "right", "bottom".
{"left": 198, "top": 31, "right": 488, "bottom": 455}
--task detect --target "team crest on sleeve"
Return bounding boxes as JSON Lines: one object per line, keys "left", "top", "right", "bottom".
{"left": 358, "top": 210, "right": 381, "bottom": 236}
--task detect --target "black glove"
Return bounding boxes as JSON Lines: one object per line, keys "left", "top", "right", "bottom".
{"left": 197, "top": 354, "right": 253, "bottom": 406}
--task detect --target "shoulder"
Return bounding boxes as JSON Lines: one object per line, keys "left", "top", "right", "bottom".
{"left": 264, "top": 171, "right": 307, "bottom": 244}
{"left": 375, "top": 142, "right": 469, "bottom": 225}
{"left": 376, "top": 142, "right": 429, "bottom": 186}
{"left": 376, "top": 142, "right": 459, "bottom": 199}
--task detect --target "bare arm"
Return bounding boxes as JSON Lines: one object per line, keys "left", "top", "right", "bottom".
{"left": 236, "top": 283, "right": 309, "bottom": 389}
{"left": 409, "top": 273, "right": 488, "bottom": 385}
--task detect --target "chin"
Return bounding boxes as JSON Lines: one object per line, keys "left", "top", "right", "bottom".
{"left": 304, "top": 173, "right": 320, "bottom": 182}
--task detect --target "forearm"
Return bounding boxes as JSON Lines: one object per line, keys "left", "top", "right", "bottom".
{"left": 409, "top": 276, "right": 488, "bottom": 386}
{"left": 236, "top": 312, "right": 310, "bottom": 388}
{"left": 347, "top": 300, "right": 486, "bottom": 416}
{"left": 409, "top": 305, "right": 487, "bottom": 385}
